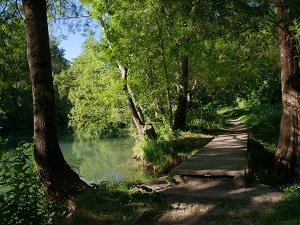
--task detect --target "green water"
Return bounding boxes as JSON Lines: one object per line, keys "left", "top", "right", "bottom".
{"left": 1, "top": 130, "right": 146, "bottom": 184}
{"left": 60, "top": 137, "right": 145, "bottom": 183}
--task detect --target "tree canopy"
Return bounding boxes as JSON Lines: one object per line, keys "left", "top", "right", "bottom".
{"left": 58, "top": 0, "right": 281, "bottom": 137}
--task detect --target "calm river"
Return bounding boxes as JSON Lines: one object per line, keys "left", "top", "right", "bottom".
{"left": 2, "top": 129, "right": 146, "bottom": 184}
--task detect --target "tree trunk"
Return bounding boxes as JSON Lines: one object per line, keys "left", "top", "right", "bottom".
{"left": 275, "top": 0, "right": 300, "bottom": 182}
{"left": 119, "top": 65, "right": 157, "bottom": 140}
{"left": 22, "top": 0, "right": 90, "bottom": 205}
{"left": 154, "top": 10, "right": 173, "bottom": 128}
{"left": 174, "top": 55, "right": 189, "bottom": 130}
{"left": 187, "top": 80, "right": 197, "bottom": 109}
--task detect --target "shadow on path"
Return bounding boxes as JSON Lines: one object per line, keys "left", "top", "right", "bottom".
{"left": 138, "top": 119, "right": 283, "bottom": 225}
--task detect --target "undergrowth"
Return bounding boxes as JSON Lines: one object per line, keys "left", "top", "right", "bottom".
{"left": 0, "top": 136, "right": 165, "bottom": 225}
{"left": 134, "top": 131, "right": 212, "bottom": 173}
{"left": 187, "top": 107, "right": 227, "bottom": 133}
{"left": 0, "top": 141, "right": 68, "bottom": 225}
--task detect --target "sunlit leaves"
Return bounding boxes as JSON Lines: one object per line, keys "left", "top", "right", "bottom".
{"left": 70, "top": 0, "right": 283, "bottom": 135}
{"left": 64, "top": 38, "right": 130, "bottom": 138}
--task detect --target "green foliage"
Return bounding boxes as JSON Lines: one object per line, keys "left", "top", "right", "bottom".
{"left": 0, "top": 142, "right": 67, "bottom": 225}
{"left": 0, "top": 15, "right": 70, "bottom": 130}
{"left": 61, "top": 38, "right": 131, "bottom": 139}
{"left": 74, "top": 0, "right": 281, "bottom": 137}
{"left": 186, "top": 108, "right": 227, "bottom": 133}
{"left": 0, "top": 15, "right": 32, "bottom": 130}
{"left": 134, "top": 138, "right": 175, "bottom": 172}
{"left": 134, "top": 132, "right": 212, "bottom": 173}
{"left": 282, "top": 184, "right": 300, "bottom": 200}
{"left": 292, "top": 19, "right": 300, "bottom": 52}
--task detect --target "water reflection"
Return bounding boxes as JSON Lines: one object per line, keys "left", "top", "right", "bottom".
{"left": 2, "top": 129, "right": 147, "bottom": 184}
{"left": 60, "top": 138, "right": 145, "bottom": 184}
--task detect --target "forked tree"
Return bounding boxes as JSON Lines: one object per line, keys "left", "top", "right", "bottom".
{"left": 22, "top": 0, "right": 90, "bottom": 204}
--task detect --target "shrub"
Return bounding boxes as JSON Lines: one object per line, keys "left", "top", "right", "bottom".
{"left": 134, "top": 138, "right": 175, "bottom": 172}
{"left": 0, "top": 142, "right": 67, "bottom": 225}
{"left": 186, "top": 108, "right": 227, "bottom": 132}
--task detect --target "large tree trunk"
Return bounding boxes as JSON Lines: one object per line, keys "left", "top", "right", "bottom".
{"left": 174, "top": 55, "right": 189, "bottom": 130}
{"left": 119, "top": 65, "right": 157, "bottom": 140}
{"left": 275, "top": 0, "right": 300, "bottom": 182}
{"left": 23, "top": 0, "right": 89, "bottom": 205}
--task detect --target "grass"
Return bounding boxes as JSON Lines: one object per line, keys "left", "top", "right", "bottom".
{"left": 199, "top": 184, "right": 300, "bottom": 225}
{"left": 134, "top": 132, "right": 213, "bottom": 173}
{"left": 70, "top": 182, "right": 300, "bottom": 225}
{"left": 70, "top": 181, "right": 167, "bottom": 225}
{"left": 255, "top": 184, "right": 300, "bottom": 225}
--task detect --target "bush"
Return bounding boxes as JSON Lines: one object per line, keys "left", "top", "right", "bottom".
{"left": 134, "top": 137, "right": 175, "bottom": 173}
{"left": 186, "top": 108, "right": 227, "bottom": 132}
{"left": 0, "top": 142, "right": 67, "bottom": 225}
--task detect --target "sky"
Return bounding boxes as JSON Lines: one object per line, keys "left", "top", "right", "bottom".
{"left": 58, "top": 32, "right": 87, "bottom": 61}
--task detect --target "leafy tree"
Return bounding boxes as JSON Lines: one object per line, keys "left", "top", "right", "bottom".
{"left": 75, "top": 0, "right": 282, "bottom": 137}
{"left": 0, "top": 10, "right": 31, "bottom": 129}
{"left": 50, "top": 39, "right": 72, "bottom": 125}
{"left": 62, "top": 38, "right": 130, "bottom": 138}
{"left": 0, "top": 4, "right": 71, "bottom": 130}
{"left": 80, "top": 0, "right": 174, "bottom": 136}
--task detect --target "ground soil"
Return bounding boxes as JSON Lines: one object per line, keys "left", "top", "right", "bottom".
{"left": 136, "top": 176, "right": 283, "bottom": 225}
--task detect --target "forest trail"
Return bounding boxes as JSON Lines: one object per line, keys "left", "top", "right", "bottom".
{"left": 172, "top": 119, "right": 248, "bottom": 177}
{"left": 139, "top": 119, "right": 282, "bottom": 224}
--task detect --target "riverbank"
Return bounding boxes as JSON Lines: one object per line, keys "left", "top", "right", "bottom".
{"left": 69, "top": 114, "right": 289, "bottom": 224}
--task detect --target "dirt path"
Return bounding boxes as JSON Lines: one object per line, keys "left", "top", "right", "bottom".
{"left": 138, "top": 176, "right": 282, "bottom": 224}
{"left": 135, "top": 119, "right": 283, "bottom": 225}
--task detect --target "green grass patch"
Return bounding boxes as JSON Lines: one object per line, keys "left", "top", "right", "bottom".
{"left": 244, "top": 184, "right": 300, "bottom": 225}
{"left": 71, "top": 181, "right": 167, "bottom": 225}
{"left": 204, "top": 214, "right": 242, "bottom": 225}
{"left": 134, "top": 132, "right": 213, "bottom": 173}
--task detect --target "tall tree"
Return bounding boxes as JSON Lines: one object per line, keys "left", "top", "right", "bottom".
{"left": 275, "top": 0, "right": 300, "bottom": 182}
{"left": 22, "top": 0, "right": 89, "bottom": 204}
{"left": 174, "top": 55, "right": 189, "bottom": 130}
{"left": 119, "top": 65, "right": 157, "bottom": 139}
